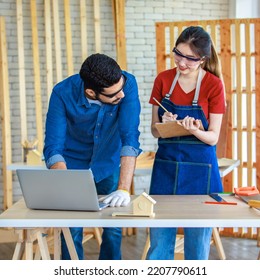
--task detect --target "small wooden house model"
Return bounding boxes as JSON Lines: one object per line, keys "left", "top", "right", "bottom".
{"left": 26, "top": 149, "right": 43, "bottom": 165}
{"left": 112, "top": 192, "right": 156, "bottom": 217}
{"left": 132, "top": 192, "right": 156, "bottom": 217}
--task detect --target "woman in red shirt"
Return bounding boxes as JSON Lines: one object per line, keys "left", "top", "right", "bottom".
{"left": 147, "top": 26, "right": 226, "bottom": 260}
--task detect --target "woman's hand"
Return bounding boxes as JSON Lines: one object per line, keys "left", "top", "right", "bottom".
{"left": 181, "top": 115, "right": 201, "bottom": 131}
{"left": 162, "top": 112, "right": 178, "bottom": 123}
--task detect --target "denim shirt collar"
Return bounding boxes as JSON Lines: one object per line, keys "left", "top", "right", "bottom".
{"left": 76, "top": 78, "right": 91, "bottom": 108}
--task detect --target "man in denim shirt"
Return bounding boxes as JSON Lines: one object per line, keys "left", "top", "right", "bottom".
{"left": 43, "top": 53, "right": 141, "bottom": 260}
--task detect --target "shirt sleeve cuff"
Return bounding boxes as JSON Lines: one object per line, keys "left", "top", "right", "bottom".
{"left": 45, "top": 154, "right": 66, "bottom": 169}
{"left": 120, "top": 146, "right": 142, "bottom": 157}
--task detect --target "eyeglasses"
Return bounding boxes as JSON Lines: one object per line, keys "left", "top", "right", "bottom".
{"left": 97, "top": 75, "right": 125, "bottom": 99}
{"left": 172, "top": 47, "right": 203, "bottom": 64}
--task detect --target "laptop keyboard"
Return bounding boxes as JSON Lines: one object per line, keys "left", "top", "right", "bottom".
{"left": 99, "top": 202, "right": 109, "bottom": 210}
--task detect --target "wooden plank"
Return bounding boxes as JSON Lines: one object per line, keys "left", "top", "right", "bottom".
{"left": 169, "top": 23, "right": 175, "bottom": 69}
{"left": 113, "top": 0, "right": 127, "bottom": 70}
{"left": 235, "top": 21, "right": 243, "bottom": 188}
{"left": 219, "top": 21, "right": 233, "bottom": 192}
{"left": 16, "top": 0, "right": 27, "bottom": 142}
{"left": 30, "top": 0, "right": 43, "bottom": 154}
{"left": 156, "top": 22, "right": 166, "bottom": 74}
{"left": 245, "top": 21, "right": 253, "bottom": 187}
{"left": 52, "top": 0, "right": 62, "bottom": 82}
{"left": 80, "top": 0, "right": 87, "bottom": 61}
{"left": 64, "top": 0, "right": 74, "bottom": 75}
{"left": 44, "top": 0, "right": 53, "bottom": 100}
{"left": 93, "top": 0, "right": 101, "bottom": 53}
{"left": 210, "top": 23, "right": 216, "bottom": 46}
{"left": 255, "top": 20, "right": 260, "bottom": 193}
{"left": 221, "top": 21, "right": 235, "bottom": 236}
{"left": 0, "top": 17, "right": 13, "bottom": 209}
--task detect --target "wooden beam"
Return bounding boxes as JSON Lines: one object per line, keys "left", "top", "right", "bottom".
{"left": 156, "top": 22, "right": 166, "bottom": 74}
{"left": 52, "top": 0, "right": 62, "bottom": 82}
{"left": 80, "top": 0, "right": 88, "bottom": 61}
{"left": 235, "top": 21, "right": 243, "bottom": 188}
{"left": 255, "top": 20, "right": 260, "bottom": 193}
{"left": 64, "top": 0, "right": 74, "bottom": 75}
{"left": 245, "top": 20, "right": 253, "bottom": 187}
{"left": 93, "top": 0, "right": 101, "bottom": 53}
{"left": 0, "top": 17, "right": 12, "bottom": 209}
{"left": 16, "top": 0, "right": 27, "bottom": 143}
{"left": 44, "top": 0, "right": 53, "bottom": 100}
{"left": 112, "top": 0, "right": 127, "bottom": 70}
{"left": 30, "top": 0, "right": 43, "bottom": 153}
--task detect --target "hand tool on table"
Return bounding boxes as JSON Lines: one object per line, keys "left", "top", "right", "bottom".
{"left": 234, "top": 186, "right": 260, "bottom": 209}
{"left": 204, "top": 193, "right": 237, "bottom": 205}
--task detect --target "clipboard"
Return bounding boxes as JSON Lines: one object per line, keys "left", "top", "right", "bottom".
{"left": 155, "top": 120, "right": 204, "bottom": 138}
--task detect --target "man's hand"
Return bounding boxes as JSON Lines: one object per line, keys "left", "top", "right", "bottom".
{"left": 50, "top": 162, "right": 67, "bottom": 169}
{"left": 99, "top": 190, "right": 130, "bottom": 207}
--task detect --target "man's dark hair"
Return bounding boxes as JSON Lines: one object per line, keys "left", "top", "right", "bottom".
{"left": 79, "top": 53, "right": 122, "bottom": 93}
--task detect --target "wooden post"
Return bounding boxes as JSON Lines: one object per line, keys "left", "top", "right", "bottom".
{"left": 112, "top": 0, "right": 127, "bottom": 70}
{"left": 80, "top": 0, "right": 88, "bottom": 61}
{"left": 156, "top": 22, "right": 166, "bottom": 74}
{"left": 44, "top": 0, "right": 53, "bottom": 100}
{"left": 30, "top": 0, "right": 43, "bottom": 154}
{"left": 52, "top": 0, "right": 62, "bottom": 82}
{"left": 93, "top": 0, "right": 101, "bottom": 53}
{"left": 64, "top": 0, "right": 74, "bottom": 75}
{"left": 16, "top": 0, "right": 28, "bottom": 143}
{"left": 0, "top": 17, "right": 12, "bottom": 209}
{"left": 255, "top": 20, "right": 260, "bottom": 192}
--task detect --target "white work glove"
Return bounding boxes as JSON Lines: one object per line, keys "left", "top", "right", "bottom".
{"left": 99, "top": 190, "right": 130, "bottom": 207}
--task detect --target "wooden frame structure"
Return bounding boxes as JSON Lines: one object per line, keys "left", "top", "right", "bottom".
{"left": 155, "top": 18, "right": 260, "bottom": 239}
{"left": 1, "top": 0, "right": 130, "bottom": 242}
{"left": 0, "top": 1, "right": 127, "bottom": 211}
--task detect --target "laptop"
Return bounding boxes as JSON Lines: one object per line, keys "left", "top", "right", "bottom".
{"left": 16, "top": 169, "right": 109, "bottom": 211}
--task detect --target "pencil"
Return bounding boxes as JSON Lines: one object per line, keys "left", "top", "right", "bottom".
{"left": 204, "top": 201, "right": 237, "bottom": 205}
{"left": 152, "top": 97, "right": 168, "bottom": 112}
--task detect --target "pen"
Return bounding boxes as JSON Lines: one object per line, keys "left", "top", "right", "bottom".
{"left": 153, "top": 97, "right": 169, "bottom": 112}
{"left": 204, "top": 201, "right": 237, "bottom": 205}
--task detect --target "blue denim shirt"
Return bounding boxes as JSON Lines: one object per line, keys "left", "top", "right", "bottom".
{"left": 43, "top": 71, "right": 142, "bottom": 182}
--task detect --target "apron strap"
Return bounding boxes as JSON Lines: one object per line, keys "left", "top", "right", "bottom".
{"left": 192, "top": 67, "right": 203, "bottom": 106}
{"left": 165, "top": 71, "right": 180, "bottom": 99}
{"left": 166, "top": 68, "right": 203, "bottom": 107}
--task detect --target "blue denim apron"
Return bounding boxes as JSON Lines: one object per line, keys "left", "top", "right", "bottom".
{"left": 147, "top": 69, "right": 223, "bottom": 260}
{"left": 150, "top": 69, "right": 223, "bottom": 195}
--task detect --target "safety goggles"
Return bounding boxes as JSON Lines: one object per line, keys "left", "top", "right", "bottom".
{"left": 172, "top": 47, "right": 203, "bottom": 65}
{"left": 97, "top": 75, "right": 125, "bottom": 99}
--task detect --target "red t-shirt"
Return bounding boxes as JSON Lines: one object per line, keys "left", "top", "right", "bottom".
{"left": 149, "top": 68, "right": 226, "bottom": 119}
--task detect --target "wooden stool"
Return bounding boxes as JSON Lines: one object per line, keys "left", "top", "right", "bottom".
{"left": 19, "top": 227, "right": 102, "bottom": 260}
{"left": 12, "top": 228, "right": 51, "bottom": 260}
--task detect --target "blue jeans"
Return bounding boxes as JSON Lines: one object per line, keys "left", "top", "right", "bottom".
{"left": 61, "top": 167, "right": 122, "bottom": 260}
{"left": 146, "top": 227, "right": 213, "bottom": 260}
